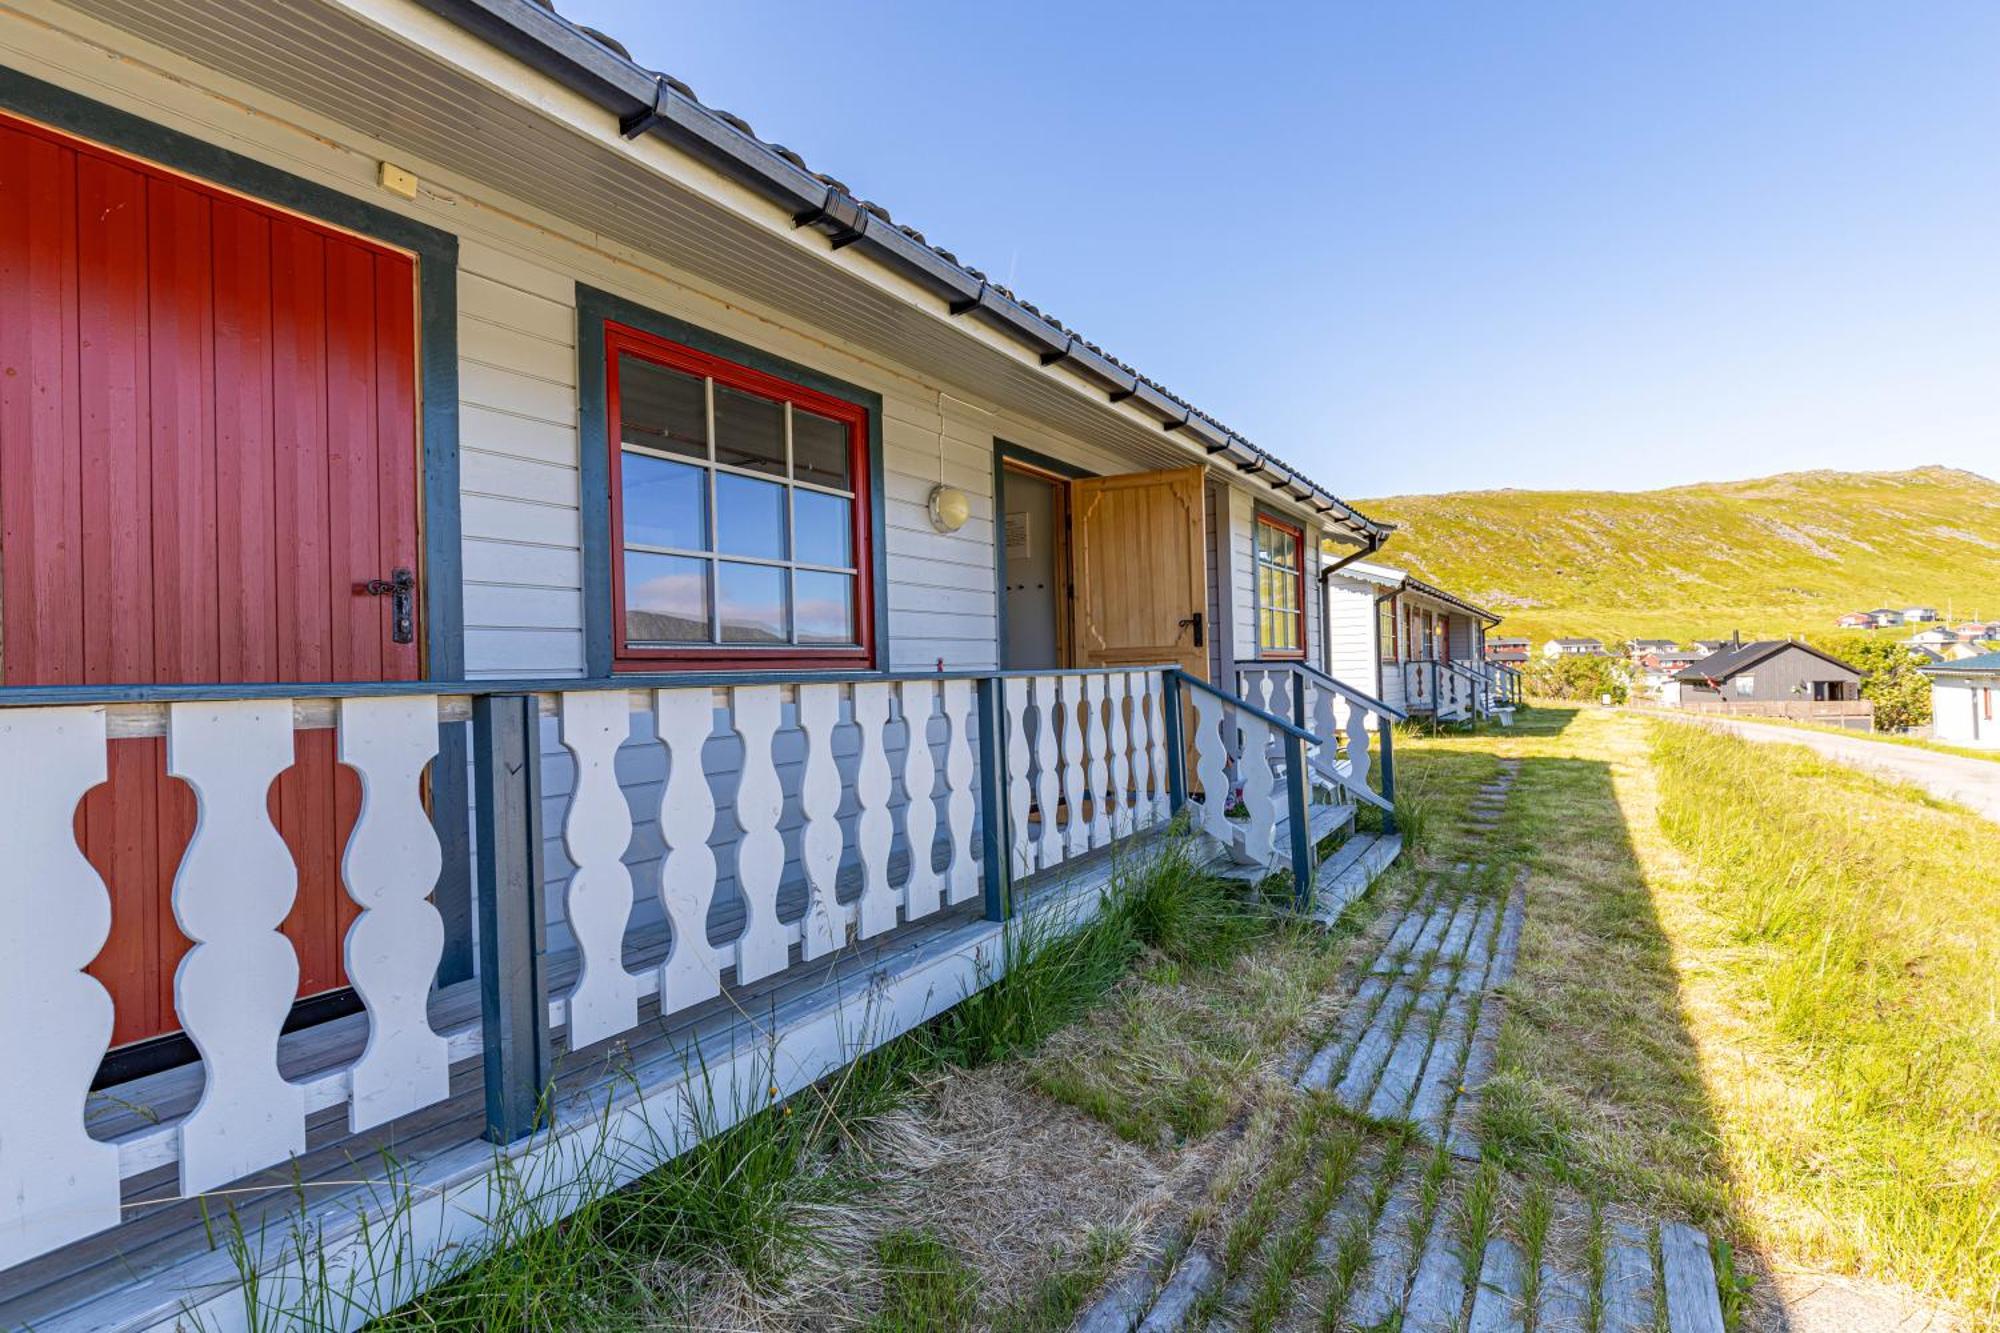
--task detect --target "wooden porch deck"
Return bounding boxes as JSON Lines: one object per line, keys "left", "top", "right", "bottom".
{"left": 0, "top": 845, "right": 1130, "bottom": 1332}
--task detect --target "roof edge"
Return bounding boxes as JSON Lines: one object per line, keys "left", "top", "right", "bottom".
{"left": 408, "top": 0, "right": 1386, "bottom": 539}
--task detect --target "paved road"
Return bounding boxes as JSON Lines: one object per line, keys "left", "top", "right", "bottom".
{"left": 1672, "top": 715, "right": 2000, "bottom": 825}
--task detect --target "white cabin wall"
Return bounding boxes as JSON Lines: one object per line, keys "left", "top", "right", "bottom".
{"left": 1324, "top": 574, "right": 1381, "bottom": 694}
{"left": 1224, "top": 486, "right": 1256, "bottom": 664}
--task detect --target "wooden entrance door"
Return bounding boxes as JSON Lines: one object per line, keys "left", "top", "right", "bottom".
{"left": 0, "top": 114, "right": 424, "bottom": 1048}
{"left": 1068, "top": 466, "right": 1208, "bottom": 680}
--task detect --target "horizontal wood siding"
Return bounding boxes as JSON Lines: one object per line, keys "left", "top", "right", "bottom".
{"left": 1323, "top": 574, "right": 1379, "bottom": 694}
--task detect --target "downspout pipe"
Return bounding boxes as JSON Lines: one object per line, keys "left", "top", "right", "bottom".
{"left": 1315, "top": 527, "right": 1388, "bottom": 676}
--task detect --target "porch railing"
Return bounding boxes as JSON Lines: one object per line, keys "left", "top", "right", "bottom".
{"left": 1486, "top": 662, "right": 1524, "bottom": 707}
{"left": 1232, "top": 660, "right": 1404, "bottom": 824}
{"left": 0, "top": 663, "right": 1314, "bottom": 1272}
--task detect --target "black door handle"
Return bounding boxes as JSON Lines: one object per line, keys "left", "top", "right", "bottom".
{"left": 1178, "top": 611, "right": 1204, "bottom": 649}
{"left": 356, "top": 567, "right": 416, "bottom": 645}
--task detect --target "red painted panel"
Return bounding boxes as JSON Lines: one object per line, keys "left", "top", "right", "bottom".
{"left": 0, "top": 126, "right": 83, "bottom": 685}
{"left": 0, "top": 113, "right": 424, "bottom": 1048}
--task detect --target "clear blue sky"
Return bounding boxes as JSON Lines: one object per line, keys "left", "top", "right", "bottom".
{"left": 558, "top": 2, "right": 2000, "bottom": 498}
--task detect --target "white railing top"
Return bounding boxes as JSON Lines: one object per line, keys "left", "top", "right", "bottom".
{"left": 1234, "top": 659, "right": 1408, "bottom": 724}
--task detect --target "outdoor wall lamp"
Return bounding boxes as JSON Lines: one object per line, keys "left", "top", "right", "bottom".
{"left": 928, "top": 483, "right": 971, "bottom": 533}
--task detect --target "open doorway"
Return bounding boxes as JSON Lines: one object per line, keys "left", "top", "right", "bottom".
{"left": 1000, "top": 459, "right": 1071, "bottom": 670}
{"left": 995, "top": 444, "right": 1211, "bottom": 680}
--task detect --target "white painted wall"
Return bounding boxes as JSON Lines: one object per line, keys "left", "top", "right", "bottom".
{"left": 1323, "top": 572, "right": 1382, "bottom": 697}
{"left": 1931, "top": 677, "right": 1999, "bottom": 748}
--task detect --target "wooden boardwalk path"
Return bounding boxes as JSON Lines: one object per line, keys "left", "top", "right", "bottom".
{"left": 1073, "top": 756, "right": 1731, "bottom": 1332}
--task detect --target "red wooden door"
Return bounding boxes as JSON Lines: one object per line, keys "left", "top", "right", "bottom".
{"left": 0, "top": 114, "right": 423, "bottom": 1048}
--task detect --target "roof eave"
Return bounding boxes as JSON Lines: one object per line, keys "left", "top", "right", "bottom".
{"left": 409, "top": 0, "right": 1383, "bottom": 535}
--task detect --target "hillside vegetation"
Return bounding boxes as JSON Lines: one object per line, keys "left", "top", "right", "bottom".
{"left": 1359, "top": 466, "right": 2000, "bottom": 645}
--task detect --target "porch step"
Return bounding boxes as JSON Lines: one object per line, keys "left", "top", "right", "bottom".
{"left": 1210, "top": 800, "right": 1356, "bottom": 881}
{"left": 1310, "top": 831, "right": 1403, "bottom": 924}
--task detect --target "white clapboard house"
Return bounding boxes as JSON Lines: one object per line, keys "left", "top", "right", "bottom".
{"left": 0, "top": 3, "right": 1413, "bottom": 1327}
{"left": 1323, "top": 561, "right": 1511, "bottom": 721}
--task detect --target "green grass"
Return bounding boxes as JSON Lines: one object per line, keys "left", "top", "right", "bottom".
{"left": 1022, "top": 846, "right": 1364, "bottom": 1145}
{"left": 1649, "top": 721, "right": 2000, "bottom": 1322}
{"left": 1359, "top": 464, "right": 2000, "bottom": 646}
{"left": 349, "top": 836, "right": 1264, "bottom": 1330}
{"left": 869, "top": 1229, "right": 981, "bottom": 1332}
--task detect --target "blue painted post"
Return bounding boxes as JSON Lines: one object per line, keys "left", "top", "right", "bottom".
{"left": 1162, "top": 670, "right": 1188, "bottom": 814}
{"left": 472, "top": 692, "right": 551, "bottom": 1144}
{"left": 1291, "top": 667, "right": 1308, "bottom": 730}
{"left": 1284, "top": 729, "right": 1314, "bottom": 910}
{"left": 974, "top": 675, "right": 1012, "bottom": 922}
{"left": 1378, "top": 711, "right": 1399, "bottom": 836}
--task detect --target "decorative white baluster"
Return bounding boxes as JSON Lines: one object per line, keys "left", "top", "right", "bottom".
{"left": 168, "top": 700, "right": 303, "bottom": 1194}
{"left": 1031, "top": 676, "right": 1062, "bottom": 870}
{"left": 1343, "top": 694, "right": 1374, "bottom": 797}
{"left": 1312, "top": 679, "right": 1339, "bottom": 777}
{"left": 653, "top": 688, "right": 720, "bottom": 1014}
{"left": 338, "top": 696, "right": 448, "bottom": 1131}
{"left": 731, "top": 686, "right": 790, "bottom": 983}
{"left": 1189, "top": 687, "right": 1232, "bottom": 847}
{"left": 795, "top": 683, "right": 844, "bottom": 961}
{"left": 0, "top": 707, "right": 119, "bottom": 1266}
{"left": 1107, "top": 673, "right": 1133, "bottom": 839}
{"left": 942, "top": 679, "right": 979, "bottom": 905}
{"left": 853, "top": 682, "right": 897, "bottom": 939}
{"left": 1003, "top": 678, "right": 1034, "bottom": 876}
{"left": 1083, "top": 674, "right": 1110, "bottom": 847}
{"left": 1236, "top": 711, "right": 1279, "bottom": 865}
{"left": 1136, "top": 668, "right": 1168, "bottom": 824}
{"left": 1143, "top": 672, "right": 1171, "bottom": 825}
{"left": 556, "top": 691, "right": 641, "bottom": 1050}
{"left": 1058, "top": 675, "right": 1088, "bottom": 859}
{"left": 899, "top": 681, "right": 943, "bottom": 921}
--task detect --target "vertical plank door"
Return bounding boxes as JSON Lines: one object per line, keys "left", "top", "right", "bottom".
{"left": 0, "top": 113, "right": 423, "bottom": 1047}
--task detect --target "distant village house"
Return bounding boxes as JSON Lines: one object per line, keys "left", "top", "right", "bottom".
{"left": 1672, "top": 640, "right": 1871, "bottom": 730}
{"left": 1543, "top": 637, "right": 1606, "bottom": 658}
{"left": 1923, "top": 651, "right": 2000, "bottom": 750}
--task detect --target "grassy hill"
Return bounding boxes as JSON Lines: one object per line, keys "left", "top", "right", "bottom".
{"left": 1357, "top": 466, "right": 2000, "bottom": 646}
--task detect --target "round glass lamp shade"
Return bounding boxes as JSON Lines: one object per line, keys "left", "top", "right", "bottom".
{"left": 927, "top": 483, "right": 971, "bottom": 533}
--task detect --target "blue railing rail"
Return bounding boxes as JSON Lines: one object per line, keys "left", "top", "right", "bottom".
{"left": 1167, "top": 669, "right": 1318, "bottom": 905}
{"left": 1231, "top": 659, "right": 1403, "bottom": 830}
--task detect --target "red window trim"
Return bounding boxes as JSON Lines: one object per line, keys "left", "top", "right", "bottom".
{"left": 1255, "top": 512, "right": 1307, "bottom": 660}
{"left": 604, "top": 322, "right": 876, "bottom": 672}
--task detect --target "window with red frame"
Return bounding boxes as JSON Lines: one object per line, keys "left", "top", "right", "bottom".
{"left": 607, "top": 324, "right": 872, "bottom": 668}
{"left": 1255, "top": 514, "right": 1306, "bottom": 658}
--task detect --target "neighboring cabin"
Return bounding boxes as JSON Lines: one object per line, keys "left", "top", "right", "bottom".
{"left": 1672, "top": 640, "right": 1872, "bottom": 730}
{"left": 1484, "top": 635, "right": 1531, "bottom": 664}
{"left": 1542, "top": 637, "right": 1606, "bottom": 658}
{"left": 1323, "top": 561, "right": 1505, "bottom": 719}
{"left": 1923, "top": 651, "right": 2000, "bottom": 749}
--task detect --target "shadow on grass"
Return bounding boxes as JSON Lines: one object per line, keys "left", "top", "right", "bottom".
{"left": 1402, "top": 704, "right": 1772, "bottom": 1326}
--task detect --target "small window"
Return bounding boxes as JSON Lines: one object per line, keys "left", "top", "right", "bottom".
{"left": 1378, "top": 598, "right": 1398, "bottom": 663}
{"left": 608, "top": 325, "right": 872, "bottom": 668}
{"left": 1255, "top": 514, "right": 1306, "bottom": 658}
{"left": 1734, "top": 675, "right": 1755, "bottom": 696}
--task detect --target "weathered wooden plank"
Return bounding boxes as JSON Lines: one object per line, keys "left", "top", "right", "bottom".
{"left": 1401, "top": 1186, "right": 1472, "bottom": 1331}
{"left": 1599, "top": 1218, "right": 1657, "bottom": 1333}
{"left": 1135, "top": 1249, "right": 1220, "bottom": 1333}
{"left": 1344, "top": 1170, "right": 1424, "bottom": 1327}
{"left": 1072, "top": 1264, "right": 1159, "bottom": 1333}
{"left": 1465, "top": 1236, "right": 1529, "bottom": 1333}
{"left": 1660, "top": 1221, "right": 1725, "bottom": 1333}
{"left": 1537, "top": 1258, "right": 1592, "bottom": 1333}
